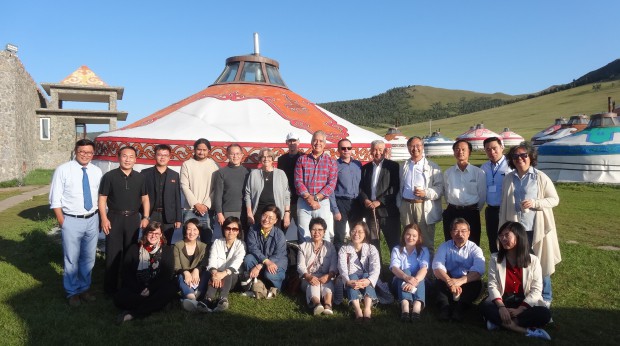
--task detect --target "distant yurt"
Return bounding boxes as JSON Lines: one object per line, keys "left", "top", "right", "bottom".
{"left": 538, "top": 112, "right": 620, "bottom": 184}
{"left": 533, "top": 114, "right": 589, "bottom": 146}
{"left": 499, "top": 128, "right": 524, "bottom": 147}
{"left": 423, "top": 131, "right": 455, "bottom": 156}
{"left": 456, "top": 124, "right": 501, "bottom": 150}
{"left": 384, "top": 127, "right": 409, "bottom": 161}
{"left": 531, "top": 118, "right": 567, "bottom": 142}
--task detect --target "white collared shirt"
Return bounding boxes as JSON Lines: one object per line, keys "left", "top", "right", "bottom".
{"left": 443, "top": 163, "right": 486, "bottom": 208}
{"left": 371, "top": 159, "right": 384, "bottom": 200}
{"left": 49, "top": 160, "right": 102, "bottom": 215}
{"left": 402, "top": 157, "right": 426, "bottom": 200}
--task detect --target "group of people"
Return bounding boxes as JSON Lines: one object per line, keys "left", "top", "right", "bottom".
{"left": 49, "top": 131, "right": 561, "bottom": 340}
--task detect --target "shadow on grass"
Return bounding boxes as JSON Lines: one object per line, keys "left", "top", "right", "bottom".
{"left": 1, "top": 229, "right": 618, "bottom": 345}
{"left": 17, "top": 204, "right": 54, "bottom": 222}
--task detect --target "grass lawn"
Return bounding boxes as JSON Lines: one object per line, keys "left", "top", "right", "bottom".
{"left": 0, "top": 169, "right": 54, "bottom": 188}
{"left": 0, "top": 183, "right": 619, "bottom": 345}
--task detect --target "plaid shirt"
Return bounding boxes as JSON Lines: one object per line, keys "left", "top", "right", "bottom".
{"left": 294, "top": 152, "right": 338, "bottom": 197}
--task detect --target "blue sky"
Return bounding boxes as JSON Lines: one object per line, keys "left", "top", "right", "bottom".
{"left": 3, "top": 1, "right": 618, "bottom": 130}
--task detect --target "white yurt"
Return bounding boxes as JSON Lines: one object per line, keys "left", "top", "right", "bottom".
{"left": 384, "top": 127, "right": 409, "bottom": 161}
{"left": 456, "top": 124, "right": 501, "bottom": 150}
{"left": 499, "top": 128, "right": 524, "bottom": 147}
{"left": 423, "top": 131, "right": 455, "bottom": 156}
{"left": 538, "top": 112, "right": 620, "bottom": 184}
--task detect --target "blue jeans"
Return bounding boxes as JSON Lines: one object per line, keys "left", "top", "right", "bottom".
{"left": 346, "top": 273, "right": 377, "bottom": 302}
{"left": 243, "top": 254, "right": 286, "bottom": 290}
{"left": 297, "top": 198, "right": 333, "bottom": 243}
{"left": 542, "top": 275, "right": 552, "bottom": 303}
{"left": 392, "top": 269, "right": 426, "bottom": 305}
{"left": 183, "top": 209, "right": 213, "bottom": 244}
{"left": 177, "top": 270, "right": 210, "bottom": 298}
{"left": 61, "top": 215, "right": 99, "bottom": 297}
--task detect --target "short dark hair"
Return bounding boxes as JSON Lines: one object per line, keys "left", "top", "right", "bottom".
{"left": 337, "top": 138, "right": 352, "bottom": 148}
{"left": 309, "top": 217, "right": 328, "bottom": 233}
{"left": 483, "top": 137, "right": 503, "bottom": 147}
{"left": 74, "top": 139, "right": 95, "bottom": 152}
{"left": 223, "top": 216, "right": 243, "bottom": 240}
{"left": 351, "top": 221, "right": 371, "bottom": 244}
{"left": 497, "top": 221, "right": 531, "bottom": 268}
{"left": 452, "top": 139, "right": 472, "bottom": 152}
{"left": 400, "top": 223, "right": 424, "bottom": 254}
{"left": 260, "top": 204, "right": 281, "bottom": 223}
{"left": 226, "top": 143, "right": 242, "bottom": 154}
{"left": 154, "top": 144, "right": 172, "bottom": 154}
{"left": 139, "top": 221, "right": 165, "bottom": 245}
{"left": 183, "top": 218, "right": 200, "bottom": 239}
{"left": 118, "top": 146, "right": 137, "bottom": 157}
{"left": 451, "top": 217, "right": 470, "bottom": 232}
{"left": 406, "top": 136, "right": 423, "bottom": 147}
{"left": 507, "top": 141, "right": 538, "bottom": 169}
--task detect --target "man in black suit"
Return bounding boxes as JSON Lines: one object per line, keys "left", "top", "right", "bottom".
{"left": 359, "top": 140, "right": 401, "bottom": 251}
{"left": 142, "top": 144, "right": 182, "bottom": 245}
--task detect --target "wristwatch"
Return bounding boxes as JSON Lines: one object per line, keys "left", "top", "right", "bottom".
{"left": 313, "top": 195, "right": 320, "bottom": 202}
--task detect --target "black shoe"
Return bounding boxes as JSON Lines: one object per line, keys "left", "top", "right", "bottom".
{"left": 439, "top": 306, "right": 451, "bottom": 321}
{"left": 400, "top": 312, "right": 410, "bottom": 322}
{"left": 451, "top": 306, "right": 464, "bottom": 322}
{"left": 410, "top": 312, "right": 421, "bottom": 322}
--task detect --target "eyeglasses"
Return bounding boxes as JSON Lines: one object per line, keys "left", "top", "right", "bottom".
{"left": 224, "top": 227, "right": 240, "bottom": 232}
{"left": 156, "top": 154, "right": 170, "bottom": 158}
{"left": 340, "top": 147, "right": 352, "bottom": 151}
{"left": 511, "top": 153, "right": 529, "bottom": 160}
{"left": 77, "top": 150, "right": 94, "bottom": 156}
{"left": 260, "top": 156, "right": 273, "bottom": 161}
{"left": 451, "top": 229, "right": 470, "bottom": 234}
{"left": 261, "top": 215, "right": 277, "bottom": 221}
{"left": 310, "top": 228, "right": 324, "bottom": 232}
{"left": 147, "top": 232, "right": 162, "bottom": 237}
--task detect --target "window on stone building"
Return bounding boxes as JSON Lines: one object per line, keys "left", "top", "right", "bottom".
{"left": 40, "top": 118, "right": 50, "bottom": 140}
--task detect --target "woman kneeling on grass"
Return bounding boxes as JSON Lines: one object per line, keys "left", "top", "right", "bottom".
{"left": 174, "top": 218, "right": 209, "bottom": 312}
{"left": 243, "top": 204, "right": 288, "bottom": 299}
{"left": 297, "top": 217, "right": 338, "bottom": 316}
{"left": 480, "top": 221, "right": 552, "bottom": 341}
{"left": 338, "top": 221, "right": 380, "bottom": 323}
{"left": 199, "top": 216, "right": 246, "bottom": 312}
{"left": 390, "top": 223, "right": 429, "bottom": 322}
{"left": 115, "top": 221, "right": 177, "bottom": 324}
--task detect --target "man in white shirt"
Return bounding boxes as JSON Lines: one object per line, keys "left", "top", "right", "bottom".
{"left": 398, "top": 136, "right": 443, "bottom": 254}
{"left": 50, "top": 139, "right": 102, "bottom": 306}
{"left": 442, "top": 140, "right": 486, "bottom": 246}
{"left": 180, "top": 138, "right": 220, "bottom": 244}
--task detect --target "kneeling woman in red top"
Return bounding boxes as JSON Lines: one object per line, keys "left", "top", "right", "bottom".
{"left": 480, "top": 221, "right": 552, "bottom": 340}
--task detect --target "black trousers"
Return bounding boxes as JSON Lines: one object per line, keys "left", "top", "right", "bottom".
{"left": 442, "top": 206, "right": 481, "bottom": 246}
{"left": 151, "top": 211, "right": 175, "bottom": 245}
{"left": 479, "top": 298, "right": 551, "bottom": 328}
{"left": 114, "top": 281, "right": 178, "bottom": 317}
{"left": 333, "top": 198, "right": 363, "bottom": 251}
{"left": 485, "top": 205, "right": 500, "bottom": 253}
{"left": 436, "top": 279, "right": 482, "bottom": 309}
{"left": 206, "top": 273, "right": 239, "bottom": 300}
{"left": 105, "top": 213, "right": 140, "bottom": 294}
{"left": 367, "top": 212, "right": 401, "bottom": 253}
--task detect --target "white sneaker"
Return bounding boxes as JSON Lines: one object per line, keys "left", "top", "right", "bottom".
{"left": 266, "top": 287, "right": 278, "bottom": 300}
{"left": 182, "top": 299, "right": 198, "bottom": 312}
{"left": 313, "top": 304, "right": 325, "bottom": 315}
{"left": 322, "top": 306, "right": 333, "bottom": 315}
{"left": 213, "top": 298, "right": 229, "bottom": 312}
{"left": 486, "top": 320, "right": 500, "bottom": 331}
{"left": 526, "top": 328, "right": 551, "bottom": 341}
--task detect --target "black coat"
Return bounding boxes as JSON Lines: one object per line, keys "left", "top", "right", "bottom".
{"left": 359, "top": 159, "right": 400, "bottom": 218}
{"left": 142, "top": 166, "right": 182, "bottom": 224}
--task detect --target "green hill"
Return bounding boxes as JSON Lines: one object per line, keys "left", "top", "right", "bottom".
{"left": 367, "top": 81, "right": 620, "bottom": 141}
{"left": 319, "top": 85, "right": 519, "bottom": 127}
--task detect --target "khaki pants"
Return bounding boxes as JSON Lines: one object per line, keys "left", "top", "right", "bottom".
{"left": 399, "top": 200, "right": 436, "bottom": 254}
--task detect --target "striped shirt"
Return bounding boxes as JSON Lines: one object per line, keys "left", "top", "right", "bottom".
{"left": 294, "top": 152, "right": 338, "bottom": 198}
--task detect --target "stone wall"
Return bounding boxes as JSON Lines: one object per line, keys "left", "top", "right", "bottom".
{"left": 0, "top": 51, "right": 45, "bottom": 182}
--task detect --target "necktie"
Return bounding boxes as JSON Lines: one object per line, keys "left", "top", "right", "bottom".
{"left": 82, "top": 167, "right": 93, "bottom": 211}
